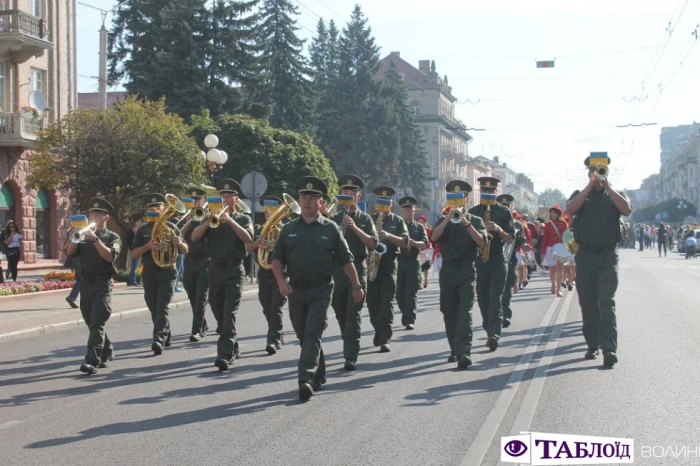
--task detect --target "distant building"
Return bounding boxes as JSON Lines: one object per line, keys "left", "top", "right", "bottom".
{"left": 0, "top": 0, "right": 77, "bottom": 263}
{"left": 660, "top": 129, "right": 699, "bottom": 214}
{"left": 379, "top": 52, "right": 471, "bottom": 221}
{"left": 78, "top": 91, "right": 127, "bottom": 110}
{"left": 660, "top": 122, "right": 700, "bottom": 167}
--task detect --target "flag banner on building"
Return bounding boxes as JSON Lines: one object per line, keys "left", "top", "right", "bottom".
{"left": 480, "top": 193, "right": 497, "bottom": 206}
{"left": 337, "top": 195, "right": 356, "bottom": 207}
{"left": 181, "top": 198, "right": 194, "bottom": 210}
{"left": 536, "top": 60, "right": 555, "bottom": 68}
{"left": 70, "top": 215, "right": 88, "bottom": 229}
{"left": 263, "top": 199, "right": 279, "bottom": 213}
{"left": 589, "top": 152, "right": 609, "bottom": 166}
{"left": 375, "top": 198, "right": 392, "bottom": 212}
{"left": 446, "top": 192, "right": 465, "bottom": 207}
{"left": 207, "top": 197, "right": 224, "bottom": 212}
{"left": 144, "top": 211, "right": 160, "bottom": 222}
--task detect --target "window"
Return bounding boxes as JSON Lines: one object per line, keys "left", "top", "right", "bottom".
{"left": 0, "top": 61, "right": 5, "bottom": 113}
{"left": 30, "top": 0, "right": 42, "bottom": 18}
{"left": 31, "top": 68, "right": 44, "bottom": 93}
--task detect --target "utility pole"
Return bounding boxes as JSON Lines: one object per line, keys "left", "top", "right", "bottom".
{"left": 78, "top": 2, "right": 114, "bottom": 110}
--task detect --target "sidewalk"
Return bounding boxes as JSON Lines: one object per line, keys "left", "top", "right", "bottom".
{"left": 0, "top": 280, "right": 260, "bottom": 342}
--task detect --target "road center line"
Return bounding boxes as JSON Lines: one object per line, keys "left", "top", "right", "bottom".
{"left": 0, "top": 420, "right": 23, "bottom": 430}
{"left": 460, "top": 294, "right": 565, "bottom": 466}
{"left": 508, "top": 290, "right": 574, "bottom": 441}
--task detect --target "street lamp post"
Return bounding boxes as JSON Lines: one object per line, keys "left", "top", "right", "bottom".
{"left": 203, "top": 134, "right": 228, "bottom": 185}
{"left": 677, "top": 200, "right": 688, "bottom": 222}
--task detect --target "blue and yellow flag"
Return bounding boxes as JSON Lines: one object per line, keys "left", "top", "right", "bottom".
{"left": 375, "top": 197, "right": 391, "bottom": 212}
{"left": 480, "top": 193, "right": 497, "bottom": 206}
{"left": 70, "top": 215, "right": 88, "bottom": 229}
{"left": 446, "top": 192, "right": 465, "bottom": 207}
{"left": 207, "top": 196, "right": 224, "bottom": 212}
{"left": 337, "top": 194, "right": 355, "bottom": 207}
{"left": 357, "top": 201, "right": 366, "bottom": 212}
{"left": 263, "top": 199, "right": 279, "bottom": 213}
{"left": 589, "top": 152, "right": 609, "bottom": 166}
{"left": 181, "top": 197, "right": 194, "bottom": 210}
{"left": 144, "top": 211, "right": 160, "bottom": 223}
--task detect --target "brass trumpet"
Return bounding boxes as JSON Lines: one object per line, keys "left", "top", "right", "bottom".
{"left": 450, "top": 208, "right": 464, "bottom": 224}
{"left": 595, "top": 164, "right": 609, "bottom": 180}
{"left": 208, "top": 205, "right": 229, "bottom": 228}
{"left": 70, "top": 223, "right": 96, "bottom": 243}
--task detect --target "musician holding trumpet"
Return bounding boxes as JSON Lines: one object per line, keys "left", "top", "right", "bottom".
{"left": 430, "top": 180, "right": 487, "bottom": 369}
{"left": 330, "top": 174, "right": 377, "bottom": 371}
{"left": 192, "top": 178, "right": 253, "bottom": 371}
{"left": 65, "top": 198, "right": 122, "bottom": 375}
{"left": 131, "top": 194, "right": 189, "bottom": 356}
{"left": 566, "top": 153, "right": 632, "bottom": 368}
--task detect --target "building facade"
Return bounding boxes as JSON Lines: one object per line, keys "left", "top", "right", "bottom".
{"left": 660, "top": 129, "right": 699, "bottom": 213}
{"left": 660, "top": 123, "right": 700, "bottom": 167}
{"left": 0, "top": 0, "right": 76, "bottom": 263}
{"left": 466, "top": 156, "right": 493, "bottom": 208}
{"left": 379, "top": 52, "right": 471, "bottom": 221}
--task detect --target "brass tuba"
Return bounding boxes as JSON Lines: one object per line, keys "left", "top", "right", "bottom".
{"left": 152, "top": 194, "right": 186, "bottom": 268}
{"left": 480, "top": 205, "right": 493, "bottom": 263}
{"left": 257, "top": 193, "right": 301, "bottom": 271}
{"left": 563, "top": 229, "right": 578, "bottom": 254}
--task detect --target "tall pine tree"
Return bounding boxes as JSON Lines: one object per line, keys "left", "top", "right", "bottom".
{"left": 256, "top": 0, "right": 314, "bottom": 132}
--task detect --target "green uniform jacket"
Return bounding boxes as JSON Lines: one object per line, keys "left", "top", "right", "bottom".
{"left": 272, "top": 214, "right": 354, "bottom": 281}
{"left": 132, "top": 221, "right": 183, "bottom": 272}
{"left": 568, "top": 189, "right": 629, "bottom": 246}
{"left": 205, "top": 212, "right": 253, "bottom": 260}
{"left": 70, "top": 228, "right": 122, "bottom": 276}
{"left": 399, "top": 221, "right": 428, "bottom": 262}
{"left": 331, "top": 209, "right": 378, "bottom": 262}
{"left": 372, "top": 211, "right": 409, "bottom": 261}
{"left": 468, "top": 203, "right": 516, "bottom": 269}
{"left": 433, "top": 213, "right": 488, "bottom": 272}
{"left": 184, "top": 219, "right": 209, "bottom": 260}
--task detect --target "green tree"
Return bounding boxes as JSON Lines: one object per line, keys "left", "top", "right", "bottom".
{"left": 632, "top": 198, "right": 694, "bottom": 223}
{"left": 539, "top": 188, "right": 568, "bottom": 209}
{"left": 256, "top": 0, "right": 314, "bottom": 131}
{"left": 191, "top": 111, "right": 338, "bottom": 218}
{"left": 28, "top": 96, "right": 204, "bottom": 228}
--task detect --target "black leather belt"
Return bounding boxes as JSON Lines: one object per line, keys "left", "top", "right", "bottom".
{"left": 211, "top": 258, "right": 243, "bottom": 266}
{"left": 291, "top": 277, "right": 331, "bottom": 289}
{"left": 579, "top": 244, "right": 616, "bottom": 254}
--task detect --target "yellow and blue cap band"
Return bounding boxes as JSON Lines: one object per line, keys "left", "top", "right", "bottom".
{"left": 446, "top": 192, "right": 465, "bottom": 207}
{"left": 207, "top": 196, "right": 224, "bottom": 211}
{"left": 181, "top": 197, "right": 194, "bottom": 209}
{"left": 337, "top": 194, "right": 355, "bottom": 206}
{"left": 263, "top": 200, "right": 279, "bottom": 212}
{"left": 357, "top": 201, "right": 366, "bottom": 212}
{"left": 375, "top": 197, "right": 391, "bottom": 212}
{"left": 480, "top": 193, "right": 497, "bottom": 206}
{"left": 589, "top": 152, "right": 609, "bottom": 166}
{"left": 70, "top": 215, "right": 88, "bottom": 229}
{"left": 144, "top": 211, "right": 160, "bottom": 222}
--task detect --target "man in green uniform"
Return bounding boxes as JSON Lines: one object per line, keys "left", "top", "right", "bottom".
{"left": 566, "top": 153, "right": 632, "bottom": 368}
{"left": 180, "top": 187, "right": 210, "bottom": 342}
{"left": 247, "top": 195, "right": 287, "bottom": 355}
{"left": 272, "top": 176, "right": 363, "bottom": 400}
{"left": 131, "top": 194, "right": 189, "bottom": 356}
{"left": 66, "top": 198, "right": 122, "bottom": 375}
{"left": 469, "top": 177, "right": 515, "bottom": 352}
{"left": 192, "top": 179, "right": 253, "bottom": 371}
{"left": 431, "top": 181, "right": 487, "bottom": 368}
{"left": 497, "top": 194, "right": 527, "bottom": 329}
{"left": 330, "top": 174, "right": 377, "bottom": 370}
{"left": 396, "top": 196, "right": 429, "bottom": 330}
{"left": 367, "top": 186, "right": 409, "bottom": 353}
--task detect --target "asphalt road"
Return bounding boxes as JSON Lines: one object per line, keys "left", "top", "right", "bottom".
{"left": 1, "top": 249, "right": 699, "bottom": 465}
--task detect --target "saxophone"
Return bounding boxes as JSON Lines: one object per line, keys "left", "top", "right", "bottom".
{"left": 368, "top": 212, "right": 388, "bottom": 281}
{"left": 480, "top": 205, "right": 493, "bottom": 263}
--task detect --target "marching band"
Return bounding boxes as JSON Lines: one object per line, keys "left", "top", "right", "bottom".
{"left": 67, "top": 153, "right": 632, "bottom": 399}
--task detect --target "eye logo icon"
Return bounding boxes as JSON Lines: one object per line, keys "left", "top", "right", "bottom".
{"left": 504, "top": 440, "right": 528, "bottom": 457}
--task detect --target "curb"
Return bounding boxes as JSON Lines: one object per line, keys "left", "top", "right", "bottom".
{"left": 0, "top": 287, "right": 258, "bottom": 343}
{"left": 0, "top": 282, "right": 128, "bottom": 303}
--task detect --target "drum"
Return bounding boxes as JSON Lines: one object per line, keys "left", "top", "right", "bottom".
{"left": 551, "top": 243, "right": 572, "bottom": 263}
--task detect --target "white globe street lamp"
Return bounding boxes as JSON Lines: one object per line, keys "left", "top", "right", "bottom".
{"left": 204, "top": 134, "right": 219, "bottom": 149}
{"left": 203, "top": 134, "right": 227, "bottom": 183}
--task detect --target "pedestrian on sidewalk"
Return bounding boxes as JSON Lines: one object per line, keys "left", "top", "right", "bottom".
{"left": 566, "top": 154, "right": 632, "bottom": 368}
{"left": 63, "top": 236, "right": 81, "bottom": 308}
{"left": 65, "top": 198, "right": 122, "bottom": 375}
{"left": 3, "top": 220, "right": 22, "bottom": 281}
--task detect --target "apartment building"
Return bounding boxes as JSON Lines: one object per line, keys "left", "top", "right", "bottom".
{"left": 0, "top": 0, "right": 76, "bottom": 263}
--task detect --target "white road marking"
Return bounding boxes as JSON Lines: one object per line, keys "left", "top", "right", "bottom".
{"left": 460, "top": 294, "right": 567, "bottom": 466}
{"left": 508, "top": 290, "right": 575, "bottom": 439}
{"left": 0, "top": 420, "right": 22, "bottom": 430}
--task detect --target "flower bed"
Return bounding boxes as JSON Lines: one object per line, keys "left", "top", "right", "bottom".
{"left": 43, "top": 271, "right": 76, "bottom": 281}
{"left": 0, "top": 280, "right": 74, "bottom": 296}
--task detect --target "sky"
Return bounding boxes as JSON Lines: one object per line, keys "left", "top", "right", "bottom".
{"left": 76, "top": 0, "right": 700, "bottom": 197}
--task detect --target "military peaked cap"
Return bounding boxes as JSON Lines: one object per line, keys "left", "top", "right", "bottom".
{"left": 88, "top": 197, "right": 113, "bottom": 214}
{"left": 338, "top": 174, "right": 364, "bottom": 191}
{"left": 259, "top": 195, "right": 282, "bottom": 207}
{"left": 477, "top": 176, "right": 501, "bottom": 190}
{"left": 144, "top": 193, "right": 166, "bottom": 207}
{"left": 497, "top": 194, "right": 515, "bottom": 205}
{"left": 399, "top": 196, "right": 417, "bottom": 207}
{"left": 296, "top": 176, "right": 327, "bottom": 196}
{"left": 215, "top": 178, "right": 242, "bottom": 194}
{"left": 584, "top": 152, "right": 612, "bottom": 167}
{"left": 445, "top": 180, "right": 472, "bottom": 194}
{"left": 373, "top": 186, "right": 396, "bottom": 198}
{"left": 187, "top": 186, "right": 207, "bottom": 199}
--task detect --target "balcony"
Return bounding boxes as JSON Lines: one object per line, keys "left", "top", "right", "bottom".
{"left": 0, "top": 112, "right": 46, "bottom": 146}
{"left": 0, "top": 10, "right": 52, "bottom": 63}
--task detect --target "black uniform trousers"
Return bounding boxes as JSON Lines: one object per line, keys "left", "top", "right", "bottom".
{"left": 80, "top": 275, "right": 114, "bottom": 365}
{"left": 257, "top": 267, "right": 286, "bottom": 347}
{"left": 439, "top": 260, "right": 476, "bottom": 358}
{"left": 476, "top": 259, "right": 507, "bottom": 338}
{"left": 575, "top": 249, "right": 618, "bottom": 353}
{"left": 288, "top": 280, "right": 332, "bottom": 384}
{"left": 502, "top": 257, "right": 518, "bottom": 321}
{"left": 366, "top": 258, "right": 397, "bottom": 345}
{"left": 142, "top": 267, "right": 176, "bottom": 345}
{"left": 209, "top": 259, "right": 244, "bottom": 360}
{"left": 183, "top": 257, "right": 210, "bottom": 335}
{"left": 331, "top": 259, "right": 366, "bottom": 361}
{"left": 396, "top": 258, "right": 421, "bottom": 326}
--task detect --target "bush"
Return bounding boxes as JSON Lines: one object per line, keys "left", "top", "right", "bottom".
{"left": 114, "top": 269, "right": 142, "bottom": 285}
